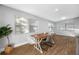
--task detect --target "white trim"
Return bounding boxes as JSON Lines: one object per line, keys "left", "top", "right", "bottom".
{"left": 14, "top": 42, "right": 29, "bottom": 48}
{"left": 0, "top": 42, "right": 29, "bottom": 53}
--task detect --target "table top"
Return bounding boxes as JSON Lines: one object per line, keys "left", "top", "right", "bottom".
{"left": 31, "top": 33, "right": 48, "bottom": 40}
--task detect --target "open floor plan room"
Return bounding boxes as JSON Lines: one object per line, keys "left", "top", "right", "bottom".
{"left": 0, "top": 4, "right": 79, "bottom": 55}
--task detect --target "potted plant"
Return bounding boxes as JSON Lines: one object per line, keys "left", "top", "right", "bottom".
{"left": 0, "top": 24, "right": 13, "bottom": 54}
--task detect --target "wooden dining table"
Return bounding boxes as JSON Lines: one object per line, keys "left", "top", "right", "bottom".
{"left": 31, "top": 33, "right": 48, "bottom": 53}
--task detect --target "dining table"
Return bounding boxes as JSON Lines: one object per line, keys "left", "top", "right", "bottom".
{"left": 31, "top": 33, "right": 49, "bottom": 53}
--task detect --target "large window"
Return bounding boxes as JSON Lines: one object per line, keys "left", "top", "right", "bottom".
{"left": 15, "top": 16, "right": 29, "bottom": 34}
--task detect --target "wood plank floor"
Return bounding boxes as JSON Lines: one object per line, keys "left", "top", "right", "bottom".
{"left": 10, "top": 34, "right": 76, "bottom": 55}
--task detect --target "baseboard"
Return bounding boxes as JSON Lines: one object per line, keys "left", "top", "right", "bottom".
{"left": 13, "top": 42, "right": 29, "bottom": 48}
{"left": 0, "top": 42, "right": 29, "bottom": 53}
{"left": 0, "top": 42, "right": 32, "bottom": 53}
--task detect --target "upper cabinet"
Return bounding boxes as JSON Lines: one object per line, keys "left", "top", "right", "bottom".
{"left": 55, "top": 18, "right": 79, "bottom": 32}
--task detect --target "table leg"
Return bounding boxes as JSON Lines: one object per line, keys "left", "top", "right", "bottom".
{"left": 34, "top": 39, "right": 43, "bottom": 53}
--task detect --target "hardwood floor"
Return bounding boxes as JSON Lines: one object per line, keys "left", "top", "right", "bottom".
{"left": 10, "top": 34, "right": 76, "bottom": 55}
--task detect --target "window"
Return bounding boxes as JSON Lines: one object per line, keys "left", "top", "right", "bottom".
{"left": 48, "top": 22, "right": 54, "bottom": 32}
{"left": 15, "top": 16, "right": 29, "bottom": 34}
{"left": 30, "top": 21, "right": 39, "bottom": 33}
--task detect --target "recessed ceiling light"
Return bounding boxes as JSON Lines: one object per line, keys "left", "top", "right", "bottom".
{"left": 61, "top": 17, "right": 67, "bottom": 20}
{"left": 55, "top": 8, "right": 59, "bottom": 12}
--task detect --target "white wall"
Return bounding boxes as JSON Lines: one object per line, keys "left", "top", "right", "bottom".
{"left": 0, "top": 5, "right": 54, "bottom": 52}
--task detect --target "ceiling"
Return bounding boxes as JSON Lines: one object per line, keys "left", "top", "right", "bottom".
{"left": 4, "top": 4, "right": 79, "bottom": 22}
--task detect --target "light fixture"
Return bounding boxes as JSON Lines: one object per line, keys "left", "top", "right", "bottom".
{"left": 55, "top": 8, "right": 59, "bottom": 12}
{"left": 61, "top": 17, "right": 67, "bottom": 20}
